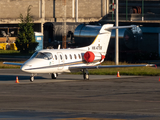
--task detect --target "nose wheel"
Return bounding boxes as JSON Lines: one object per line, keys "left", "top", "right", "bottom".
{"left": 30, "top": 74, "right": 36, "bottom": 82}
{"left": 30, "top": 76, "right": 34, "bottom": 82}
{"left": 51, "top": 73, "right": 58, "bottom": 79}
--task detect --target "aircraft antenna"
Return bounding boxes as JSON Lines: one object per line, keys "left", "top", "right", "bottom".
{"left": 58, "top": 45, "right": 61, "bottom": 49}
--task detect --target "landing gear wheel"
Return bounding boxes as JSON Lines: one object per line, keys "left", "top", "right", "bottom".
{"left": 30, "top": 76, "right": 34, "bottom": 82}
{"left": 51, "top": 73, "right": 57, "bottom": 79}
{"left": 83, "top": 73, "right": 89, "bottom": 80}
{"left": 83, "top": 69, "right": 89, "bottom": 80}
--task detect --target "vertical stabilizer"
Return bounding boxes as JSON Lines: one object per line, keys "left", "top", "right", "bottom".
{"left": 88, "top": 24, "right": 113, "bottom": 55}
{"left": 78, "top": 24, "right": 135, "bottom": 56}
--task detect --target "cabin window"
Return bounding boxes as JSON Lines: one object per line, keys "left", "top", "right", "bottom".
{"left": 60, "top": 55, "right": 62, "bottom": 60}
{"left": 74, "top": 54, "right": 77, "bottom": 59}
{"left": 55, "top": 55, "right": 57, "bottom": 60}
{"left": 65, "top": 54, "right": 67, "bottom": 60}
{"left": 78, "top": 54, "right": 81, "bottom": 59}
{"left": 70, "top": 54, "right": 72, "bottom": 59}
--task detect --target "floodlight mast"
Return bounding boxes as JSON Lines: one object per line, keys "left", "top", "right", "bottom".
{"left": 115, "top": 0, "right": 119, "bottom": 65}
{"left": 75, "top": 0, "right": 78, "bottom": 22}
{"left": 62, "top": 0, "right": 67, "bottom": 49}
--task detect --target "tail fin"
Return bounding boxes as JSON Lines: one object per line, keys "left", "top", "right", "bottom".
{"left": 78, "top": 24, "right": 136, "bottom": 55}
{"left": 89, "top": 24, "right": 113, "bottom": 55}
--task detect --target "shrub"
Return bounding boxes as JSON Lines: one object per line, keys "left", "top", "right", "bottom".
{"left": 16, "top": 5, "right": 38, "bottom": 53}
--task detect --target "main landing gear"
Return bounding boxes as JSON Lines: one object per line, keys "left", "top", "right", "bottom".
{"left": 82, "top": 69, "right": 89, "bottom": 80}
{"left": 51, "top": 73, "right": 58, "bottom": 79}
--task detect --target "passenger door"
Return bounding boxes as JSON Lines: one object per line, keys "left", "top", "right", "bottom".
{"left": 57, "top": 52, "right": 64, "bottom": 70}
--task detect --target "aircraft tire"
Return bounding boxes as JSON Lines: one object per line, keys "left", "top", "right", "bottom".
{"left": 86, "top": 74, "right": 89, "bottom": 80}
{"left": 51, "top": 73, "right": 57, "bottom": 79}
{"left": 83, "top": 73, "right": 89, "bottom": 80}
{"left": 30, "top": 76, "right": 34, "bottom": 82}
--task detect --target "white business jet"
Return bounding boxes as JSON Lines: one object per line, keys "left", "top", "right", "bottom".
{"left": 3, "top": 24, "right": 154, "bottom": 82}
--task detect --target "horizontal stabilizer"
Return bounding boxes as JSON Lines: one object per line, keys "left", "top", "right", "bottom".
{"left": 69, "top": 64, "right": 155, "bottom": 69}
{"left": 105, "top": 25, "right": 136, "bottom": 30}
{"left": 3, "top": 62, "right": 23, "bottom": 66}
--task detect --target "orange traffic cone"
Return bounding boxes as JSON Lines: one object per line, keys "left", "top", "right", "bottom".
{"left": 15, "top": 76, "right": 20, "bottom": 83}
{"left": 117, "top": 71, "right": 120, "bottom": 77}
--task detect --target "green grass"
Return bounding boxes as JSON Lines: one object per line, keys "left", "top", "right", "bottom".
{"left": 0, "top": 50, "right": 20, "bottom": 54}
{"left": 0, "top": 50, "right": 33, "bottom": 56}
{"left": 87, "top": 67, "right": 160, "bottom": 76}
{"left": 0, "top": 61, "right": 22, "bottom": 69}
{"left": 73, "top": 61, "right": 160, "bottom": 76}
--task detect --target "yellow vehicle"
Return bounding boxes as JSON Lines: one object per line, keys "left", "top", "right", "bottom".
{"left": 0, "top": 43, "right": 17, "bottom": 50}
{"left": 0, "top": 43, "right": 7, "bottom": 50}
{"left": 10, "top": 43, "right": 18, "bottom": 50}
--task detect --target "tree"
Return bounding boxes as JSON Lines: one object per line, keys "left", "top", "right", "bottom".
{"left": 16, "top": 5, "right": 38, "bottom": 53}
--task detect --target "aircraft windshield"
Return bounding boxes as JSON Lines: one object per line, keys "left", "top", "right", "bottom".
{"left": 30, "top": 51, "right": 38, "bottom": 59}
{"left": 31, "top": 52, "right": 53, "bottom": 60}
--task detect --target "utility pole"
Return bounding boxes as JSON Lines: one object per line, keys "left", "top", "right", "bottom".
{"left": 112, "top": 0, "right": 114, "bottom": 21}
{"left": 115, "top": 0, "right": 119, "bottom": 65}
{"left": 62, "top": 0, "right": 67, "bottom": 48}
{"left": 142, "top": 0, "right": 144, "bottom": 21}
{"left": 41, "top": 0, "right": 45, "bottom": 34}
{"left": 75, "top": 0, "right": 78, "bottom": 22}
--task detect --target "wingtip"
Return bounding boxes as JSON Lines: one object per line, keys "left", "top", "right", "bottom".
{"left": 146, "top": 64, "right": 156, "bottom": 67}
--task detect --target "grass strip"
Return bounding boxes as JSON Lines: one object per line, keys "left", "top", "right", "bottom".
{"left": 73, "top": 61, "right": 159, "bottom": 76}
{"left": 88, "top": 67, "right": 160, "bottom": 76}
{"left": 0, "top": 50, "right": 33, "bottom": 56}
{"left": 0, "top": 61, "right": 22, "bottom": 69}
{"left": 73, "top": 67, "right": 160, "bottom": 76}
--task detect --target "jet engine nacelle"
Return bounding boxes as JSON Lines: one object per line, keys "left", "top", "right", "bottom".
{"left": 83, "top": 51, "right": 105, "bottom": 63}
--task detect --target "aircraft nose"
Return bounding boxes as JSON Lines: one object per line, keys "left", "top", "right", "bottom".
{"left": 21, "top": 64, "right": 31, "bottom": 72}
{"left": 20, "top": 65, "right": 26, "bottom": 71}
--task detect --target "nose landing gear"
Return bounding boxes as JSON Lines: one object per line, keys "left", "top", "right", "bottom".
{"left": 51, "top": 73, "right": 58, "bottom": 79}
{"left": 30, "top": 74, "right": 37, "bottom": 82}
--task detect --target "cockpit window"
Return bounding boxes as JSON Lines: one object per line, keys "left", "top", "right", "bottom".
{"left": 30, "top": 51, "right": 38, "bottom": 59}
{"left": 31, "top": 52, "right": 53, "bottom": 60}
{"left": 43, "top": 52, "right": 53, "bottom": 60}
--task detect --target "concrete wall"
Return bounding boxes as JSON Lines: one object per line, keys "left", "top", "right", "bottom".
{"left": 78, "top": 0, "right": 101, "bottom": 18}
{"left": 0, "top": 0, "right": 39, "bottom": 19}
{"left": 0, "top": 0, "right": 108, "bottom": 24}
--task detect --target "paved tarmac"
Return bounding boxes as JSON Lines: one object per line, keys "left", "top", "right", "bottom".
{"left": 0, "top": 69, "right": 160, "bottom": 120}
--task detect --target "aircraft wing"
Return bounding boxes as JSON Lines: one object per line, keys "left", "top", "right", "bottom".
{"left": 3, "top": 62, "right": 23, "bottom": 66}
{"left": 69, "top": 64, "right": 156, "bottom": 69}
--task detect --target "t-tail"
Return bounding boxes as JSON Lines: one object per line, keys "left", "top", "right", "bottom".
{"left": 78, "top": 24, "right": 136, "bottom": 56}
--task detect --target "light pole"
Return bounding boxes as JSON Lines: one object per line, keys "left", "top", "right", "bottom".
{"left": 75, "top": 0, "right": 78, "bottom": 22}
{"left": 115, "top": 0, "right": 119, "bottom": 65}
{"left": 142, "top": 0, "right": 144, "bottom": 21}
{"left": 62, "top": 0, "right": 67, "bottom": 49}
